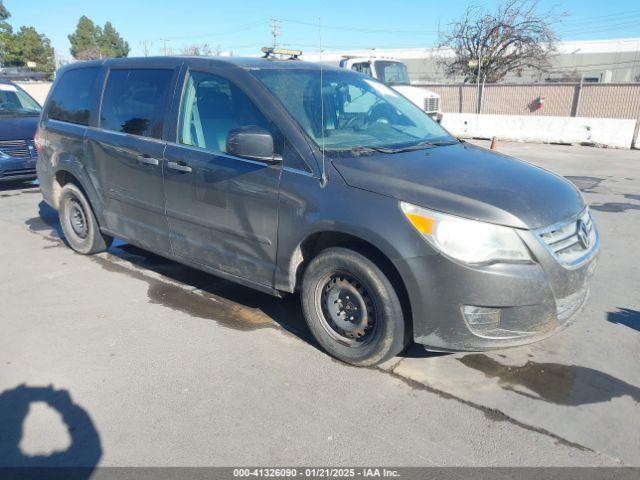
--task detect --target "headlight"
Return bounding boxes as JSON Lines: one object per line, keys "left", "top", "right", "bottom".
{"left": 400, "top": 202, "right": 532, "bottom": 265}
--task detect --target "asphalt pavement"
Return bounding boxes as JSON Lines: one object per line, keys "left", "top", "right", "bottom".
{"left": 0, "top": 140, "right": 638, "bottom": 467}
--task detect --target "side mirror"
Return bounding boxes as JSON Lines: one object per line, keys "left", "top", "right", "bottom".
{"left": 226, "top": 126, "right": 280, "bottom": 164}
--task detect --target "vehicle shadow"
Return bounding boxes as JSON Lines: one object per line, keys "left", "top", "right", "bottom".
{"left": 109, "top": 243, "right": 440, "bottom": 358}
{"left": 607, "top": 307, "right": 640, "bottom": 332}
{"left": 0, "top": 180, "right": 38, "bottom": 193}
{"left": 0, "top": 384, "right": 101, "bottom": 476}
{"left": 26, "top": 201, "right": 64, "bottom": 239}
{"left": 31, "top": 204, "right": 433, "bottom": 361}
{"left": 398, "top": 343, "right": 450, "bottom": 359}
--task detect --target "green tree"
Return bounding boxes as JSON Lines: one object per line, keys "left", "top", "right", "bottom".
{"left": 99, "top": 21, "right": 129, "bottom": 58}
{"left": 68, "top": 15, "right": 102, "bottom": 60}
{"left": 0, "top": 0, "right": 14, "bottom": 65}
{"left": 5, "top": 26, "right": 55, "bottom": 75}
{"left": 68, "top": 16, "right": 129, "bottom": 60}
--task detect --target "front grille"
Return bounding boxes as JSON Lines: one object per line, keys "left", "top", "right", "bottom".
{"left": 0, "top": 139, "right": 35, "bottom": 158}
{"left": 424, "top": 97, "right": 439, "bottom": 113}
{"left": 1, "top": 167, "right": 36, "bottom": 178}
{"left": 538, "top": 209, "right": 598, "bottom": 267}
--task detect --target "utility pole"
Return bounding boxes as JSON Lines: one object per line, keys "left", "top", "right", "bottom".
{"left": 160, "top": 38, "right": 171, "bottom": 56}
{"left": 140, "top": 40, "right": 153, "bottom": 57}
{"left": 476, "top": 46, "right": 482, "bottom": 114}
{"left": 270, "top": 18, "right": 281, "bottom": 49}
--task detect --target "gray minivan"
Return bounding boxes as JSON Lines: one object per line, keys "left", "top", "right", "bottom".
{"left": 36, "top": 55, "right": 599, "bottom": 366}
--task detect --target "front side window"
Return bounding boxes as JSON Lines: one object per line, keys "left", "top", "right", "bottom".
{"left": 374, "top": 61, "right": 410, "bottom": 86}
{"left": 47, "top": 67, "right": 99, "bottom": 125}
{"left": 100, "top": 69, "right": 173, "bottom": 138}
{"left": 253, "top": 69, "right": 453, "bottom": 151}
{"left": 178, "top": 71, "right": 270, "bottom": 153}
{"left": 351, "top": 62, "right": 372, "bottom": 77}
{"left": 0, "top": 84, "right": 41, "bottom": 116}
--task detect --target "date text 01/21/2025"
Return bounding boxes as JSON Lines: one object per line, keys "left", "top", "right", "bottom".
{"left": 232, "top": 468, "right": 401, "bottom": 478}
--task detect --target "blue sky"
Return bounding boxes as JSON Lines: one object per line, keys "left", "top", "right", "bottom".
{"left": 5, "top": 0, "right": 640, "bottom": 59}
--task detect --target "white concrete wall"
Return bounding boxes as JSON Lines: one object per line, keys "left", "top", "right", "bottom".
{"left": 441, "top": 113, "right": 637, "bottom": 150}
{"left": 15, "top": 81, "right": 52, "bottom": 106}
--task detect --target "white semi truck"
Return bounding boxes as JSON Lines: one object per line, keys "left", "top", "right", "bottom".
{"left": 339, "top": 56, "right": 442, "bottom": 121}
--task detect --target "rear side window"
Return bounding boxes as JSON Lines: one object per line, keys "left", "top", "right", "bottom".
{"left": 47, "top": 67, "right": 99, "bottom": 125}
{"left": 100, "top": 69, "right": 173, "bottom": 139}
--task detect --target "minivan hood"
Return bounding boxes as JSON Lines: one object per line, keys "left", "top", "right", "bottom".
{"left": 0, "top": 115, "right": 38, "bottom": 141}
{"left": 331, "top": 142, "right": 584, "bottom": 230}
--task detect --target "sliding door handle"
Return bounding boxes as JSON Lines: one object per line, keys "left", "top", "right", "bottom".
{"left": 167, "top": 161, "right": 192, "bottom": 173}
{"left": 137, "top": 154, "right": 159, "bottom": 166}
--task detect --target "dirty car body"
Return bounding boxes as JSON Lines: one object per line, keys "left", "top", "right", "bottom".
{"left": 36, "top": 56, "right": 599, "bottom": 365}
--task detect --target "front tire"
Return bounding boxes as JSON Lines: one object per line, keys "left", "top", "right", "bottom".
{"left": 59, "top": 183, "right": 112, "bottom": 254}
{"left": 301, "top": 247, "right": 408, "bottom": 366}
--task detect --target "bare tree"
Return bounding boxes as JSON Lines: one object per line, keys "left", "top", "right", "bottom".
{"left": 439, "top": 0, "right": 562, "bottom": 83}
{"left": 181, "top": 43, "right": 212, "bottom": 56}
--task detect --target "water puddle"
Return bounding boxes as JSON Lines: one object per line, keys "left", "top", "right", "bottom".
{"left": 565, "top": 176, "right": 605, "bottom": 193}
{"left": 459, "top": 354, "right": 640, "bottom": 406}
{"left": 147, "top": 282, "right": 274, "bottom": 331}
{"left": 91, "top": 252, "right": 312, "bottom": 341}
{"left": 590, "top": 202, "right": 640, "bottom": 213}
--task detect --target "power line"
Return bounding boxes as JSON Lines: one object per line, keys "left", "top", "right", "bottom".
{"left": 559, "top": 9, "right": 640, "bottom": 26}
{"left": 280, "top": 18, "right": 439, "bottom": 35}
{"left": 157, "top": 20, "right": 266, "bottom": 41}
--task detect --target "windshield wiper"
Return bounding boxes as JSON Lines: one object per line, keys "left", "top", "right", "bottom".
{"left": 365, "top": 139, "right": 458, "bottom": 154}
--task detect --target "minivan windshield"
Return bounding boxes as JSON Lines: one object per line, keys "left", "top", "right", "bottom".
{"left": 374, "top": 61, "right": 410, "bottom": 86}
{"left": 0, "top": 84, "right": 41, "bottom": 116}
{"left": 253, "top": 68, "right": 455, "bottom": 151}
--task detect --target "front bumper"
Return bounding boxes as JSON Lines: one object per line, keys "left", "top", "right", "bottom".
{"left": 394, "top": 212, "right": 599, "bottom": 351}
{"left": 0, "top": 154, "right": 38, "bottom": 182}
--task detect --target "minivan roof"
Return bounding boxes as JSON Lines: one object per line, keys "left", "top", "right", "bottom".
{"left": 59, "top": 56, "right": 342, "bottom": 73}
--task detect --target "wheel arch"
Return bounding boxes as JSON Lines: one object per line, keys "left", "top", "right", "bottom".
{"left": 286, "top": 230, "right": 413, "bottom": 337}
{"left": 52, "top": 167, "right": 106, "bottom": 227}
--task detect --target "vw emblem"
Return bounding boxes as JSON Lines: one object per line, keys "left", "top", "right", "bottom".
{"left": 577, "top": 220, "right": 590, "bottom": 249}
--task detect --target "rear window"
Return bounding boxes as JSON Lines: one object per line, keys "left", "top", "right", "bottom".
{"left": 47, "top": 67, "right": 99, "bottom": 125}
{"left": 100, "top": 69, "right": 173, "bottom": 139}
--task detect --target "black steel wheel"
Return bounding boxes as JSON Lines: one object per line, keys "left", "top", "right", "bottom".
{"left": 317, "top": 272, "right": 378, "bottom": 346}
{"left": 59, "top": 183, "right": 112, "bottom": 255}
{"left": 302, "top": 247, "right": 408, "bottom": 366}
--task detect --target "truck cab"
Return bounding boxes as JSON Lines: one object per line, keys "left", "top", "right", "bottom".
{"left": 339, "top": 56, "right": 442, "bottom": 121}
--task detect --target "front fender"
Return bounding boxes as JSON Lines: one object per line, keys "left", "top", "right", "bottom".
{"left": 274, "top": 174, "right": 436, "bottom": 292}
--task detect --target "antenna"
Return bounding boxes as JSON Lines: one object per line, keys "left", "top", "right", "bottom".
{"left": 319, "top": 18, "right": 328, "bottom": 187}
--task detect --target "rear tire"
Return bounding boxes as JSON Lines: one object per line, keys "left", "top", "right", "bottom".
{"left": 301, "top": 247, "right": 408, "bottom": 366}
{"left": 59, "top": 183, "right": 112, "bottom": 254}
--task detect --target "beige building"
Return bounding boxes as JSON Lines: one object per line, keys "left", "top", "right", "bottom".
{"left": 303, "top": 37, "right": 640, "bottom": 84}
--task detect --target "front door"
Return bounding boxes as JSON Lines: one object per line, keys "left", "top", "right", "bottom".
{"left": 163, "top": 69, "right": 281, "bottom": 287}
{"left": 86, "top": 67, "right": 178, "bottom": 253}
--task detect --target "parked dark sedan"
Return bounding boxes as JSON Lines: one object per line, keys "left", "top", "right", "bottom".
{"left": 0, "top": 80, "right": 41, "bottom": 183}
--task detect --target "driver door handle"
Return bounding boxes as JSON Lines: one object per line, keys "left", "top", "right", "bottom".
{"left": 137, "top": 154, "right": 159, "bottom": 166}
{"left": 167, "top": 161, "right": 192, "bottom": 173}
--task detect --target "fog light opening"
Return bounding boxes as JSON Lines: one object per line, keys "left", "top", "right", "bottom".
{"left": 462, "top": 306, "right": 502, "bottom": 327}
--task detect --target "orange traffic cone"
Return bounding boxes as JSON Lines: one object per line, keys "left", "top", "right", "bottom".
{"left": 490, "top": 136, "right": 497, "bottom": 150}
